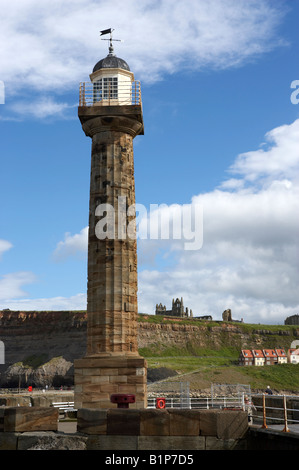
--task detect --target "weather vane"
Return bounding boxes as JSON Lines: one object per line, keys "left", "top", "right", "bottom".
{"left": 100, "top": 28, "right": 122, "bottom": 55}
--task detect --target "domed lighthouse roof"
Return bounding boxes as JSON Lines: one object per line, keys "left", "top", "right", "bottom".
{"left": 93, "top": 53, "right": 130, "bottom": 73}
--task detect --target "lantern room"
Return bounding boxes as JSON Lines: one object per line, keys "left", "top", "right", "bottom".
{"left": 79, "top": 37, "right": 141, "bottom": 107}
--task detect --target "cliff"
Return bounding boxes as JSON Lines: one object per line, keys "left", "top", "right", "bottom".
{"left": 0, "top": 310, "right": 86, "bottom": 387}
{"left": 0, "top": 310, "right": 298, "bottom": 387}
{"left": 138, "top": 315, "right": 298, "bottom": 354}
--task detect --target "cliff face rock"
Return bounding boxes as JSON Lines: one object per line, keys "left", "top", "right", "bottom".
{"left": 2, "top": 357, "right": 74, "bottom": 388}
{"left": 138, "top": 320, "right": 252, "bottom": 353}
{"left": 0, "top": 310, "right": 86, "bottom": 387}
{"left": 0, "top": 310, "right": 87, "bottom": 365}
{"left": 0, "top": 310, "right": 297, "bottom": 387}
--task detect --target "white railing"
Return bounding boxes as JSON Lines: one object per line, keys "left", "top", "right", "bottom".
{"left": 79, "top": 80, "right": 142, "bottom": 107}
{"left": 51, "top": 401, "right": 77, "bottom": 418}
{"left": 147, "top": 394, "right": 299, "bottom": 433}
{"left": 147, "top": 396, "right": 245, "bottom": 410}
{"left": 52, "top": 401, "right": 76, "bottom": 411}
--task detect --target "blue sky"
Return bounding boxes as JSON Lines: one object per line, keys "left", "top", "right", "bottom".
{"left": 0, "top": 0, "right": 298, "bottom": 324}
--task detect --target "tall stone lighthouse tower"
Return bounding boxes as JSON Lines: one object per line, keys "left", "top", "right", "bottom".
{"left": 74, "top": 31, "right": 147, "bottom": 409}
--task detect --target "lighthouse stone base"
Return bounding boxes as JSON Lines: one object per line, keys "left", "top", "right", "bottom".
{"left": 74, "top": 355, "right": 147, "bottom": 409}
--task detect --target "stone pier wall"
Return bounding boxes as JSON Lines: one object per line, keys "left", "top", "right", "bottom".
{"left": 0, "top": 407, "right": 249, "bottom": 450}
{"left": 1, "top": 407, "right": 298, "bottom": 450}
{"left": 76, "top": 408, "right": 248, "bottom": 450}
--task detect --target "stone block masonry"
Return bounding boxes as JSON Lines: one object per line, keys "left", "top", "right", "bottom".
{"left": 1, "top": 406, "right": 296, "bottom": 450}
{"left": 74, "top": 355, "right": 147, "bottom": 409}
{"left": 76, "top": 408, "right": 248, "bottom": 439}
{"left": 76, "top": 408, "right": 249, "bottom": 450}
{"left": 0, "top": 407, "right": 58, "bottom": 432}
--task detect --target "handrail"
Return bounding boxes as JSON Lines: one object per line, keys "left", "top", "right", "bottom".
{"left": 262, "top": 393, "right": 267, "bottom": 428}
{"left": 147, "top": 395, "right": 245, "bottom": 409}
{"left": 258, "top": 393, "right": 292, "bottom": 432}
{"left": 79, "top": 80, "right": 142, "bottom": 107}
{"left": 282, "top": 395, "right": 290, "bottom": 432}
{"left": 147, "top": 393, "right": 299, "bottom": 432}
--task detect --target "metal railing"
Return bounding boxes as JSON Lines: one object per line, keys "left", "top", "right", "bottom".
{"left": 147, "top": 393, "right": 299, "bottom": 433}
{"left": 252, "top": 394, "right": 299, "bottom": 432}
{"left": 147, "top": 395, "right": 246, "bottom": 410}
{"left": 79, "top": 80, "right": 142, "bottom": 107}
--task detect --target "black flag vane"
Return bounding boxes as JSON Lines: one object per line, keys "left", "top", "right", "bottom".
{"left": 100, "top": 28, "right": 122, "bottom": 54}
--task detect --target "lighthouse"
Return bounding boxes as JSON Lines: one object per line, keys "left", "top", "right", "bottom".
{"left": 74, "top": 30, "right": 147, "bottom": 409}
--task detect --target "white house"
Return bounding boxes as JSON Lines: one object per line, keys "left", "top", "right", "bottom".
{"left": 252, "top": 350, "right": 265, "bottom": 366}
{"left": 288, "top": 348, "right": 299, "bottom": 364}
{"left": 275, "top": 348, "right": 288, "bottom": 364}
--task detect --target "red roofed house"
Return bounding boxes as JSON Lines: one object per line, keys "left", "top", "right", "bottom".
{"left": 239, "top": 350, "right": 253, "bottom": 366}
{"left": 263, "top": 349, "right": 278, "bottom": 365}
{"left": 275, "top": 348, "right": 287, "bottom": 364}
{"left": 252, "top": 349, "right": 265, "bottom": 366}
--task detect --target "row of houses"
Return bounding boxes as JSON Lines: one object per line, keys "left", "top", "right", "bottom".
{"left": 239, "top": 348, "right": 299, "bottom": 366}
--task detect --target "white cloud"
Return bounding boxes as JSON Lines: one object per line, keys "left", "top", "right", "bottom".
{"left": 228, "top": 120, "right": 299, "bottom": 183}
{"left": 138, "top": 270, "right": 299, "bottom": 324}
{"left": 53, "top": 227, "right": 88, "bottom": 261}
{"left": 0, "top": 271, "right": 37, "bottom": 302}
{"left": 0, "top": 0, "right": 285, "bottom": 97}
{"left": 0, "top": 240, "right": 13, "bottom": 260}
{"left": 9, "top": 97, "right": 76, "bottom": 119}
{"left": 0, "top": 243, "right": 39, "bottom": 307}
{"left": 138, "top": 119, "right": 299, "bottom": 323}
{"left": 0, "top": 293, "right": 86, "bottom": 311}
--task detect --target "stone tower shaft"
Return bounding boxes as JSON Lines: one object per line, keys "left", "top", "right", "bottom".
{"left": 74, "top": 64, "right": 147, "bottom": 408}
{"left": 78, "top": 106, "right": 144, "bottom": 356}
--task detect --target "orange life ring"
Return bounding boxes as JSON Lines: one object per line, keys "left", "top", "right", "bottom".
{"left": 156, "top": 398, "right": 166, "bottom": 409}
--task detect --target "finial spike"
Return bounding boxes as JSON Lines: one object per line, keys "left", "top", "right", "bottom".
{"left": 100, "top": 28, "right": 122, "bottom": 56}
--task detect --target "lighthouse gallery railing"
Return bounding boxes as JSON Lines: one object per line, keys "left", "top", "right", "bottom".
{"left": 79, "top": 80, "right": 142, "bottom": 106}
